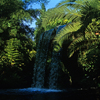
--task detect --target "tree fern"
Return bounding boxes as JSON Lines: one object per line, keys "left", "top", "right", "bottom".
{"left": 4, "top": 38, "right": 21, "bottom": 66}
{"left": 68, "top": 18, "right": 100, "bottom": 57}
{"left": 41, "top": 0, "right": 100, "bottom": 58}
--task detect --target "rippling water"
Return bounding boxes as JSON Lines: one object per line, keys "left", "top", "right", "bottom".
{"left": 0, "top": 88, "right": 99, "bottom": 100}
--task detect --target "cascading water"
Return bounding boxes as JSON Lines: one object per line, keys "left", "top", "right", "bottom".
{"left": 32, "top": 24, "right": 66, "bottom": 89}
{"left": 32, "top": 28, "right": 55, "bottom": 88}
{"left": 49, "top": 25, "right": 66, "bottom": 89}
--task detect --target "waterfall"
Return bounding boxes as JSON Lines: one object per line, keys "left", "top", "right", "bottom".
{"left": 32, "top": 24, "right": 66, "bottom": 89}
{"left": 49, "top": 25, "right": 66, "bottom": 89}
{"left": 32, "top": 28, "right": 55, "bottom": 88}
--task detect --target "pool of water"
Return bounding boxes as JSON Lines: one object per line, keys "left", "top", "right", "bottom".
{"left": 0, "top": 88, "right": 99, "bottom": 100}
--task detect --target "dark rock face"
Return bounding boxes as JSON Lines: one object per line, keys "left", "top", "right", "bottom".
{"left": 31, "top": 25, "right": 66, "bottom": 89}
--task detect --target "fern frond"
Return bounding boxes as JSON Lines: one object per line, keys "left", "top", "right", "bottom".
{"left": 41, "top": 0, "right": 100, "bottom": 59}
{"left": 68, "top": 37, "right": 100, "bottom": 58}
{"left": 54, "top": 22, "right": 82, "bottom": 44}
{"left": 42, "top": 0, "right": 82, "bottom": 30}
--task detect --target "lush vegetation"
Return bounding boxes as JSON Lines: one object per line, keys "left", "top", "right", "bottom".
{"left": 34, "top": 0, "right": 100, "bottom": 88}
{"left": 0, "top": 0, "right": 49, "bottom": 88}
{"left": 1, "top": 0, "right": 100, "bottom": 89}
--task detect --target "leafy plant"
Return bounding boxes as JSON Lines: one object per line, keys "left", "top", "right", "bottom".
{"left": 39, "top": 0, "right": 100, "bottom": 87}
{"left": 0, "top": 0, "right": 38, "bottom": 88}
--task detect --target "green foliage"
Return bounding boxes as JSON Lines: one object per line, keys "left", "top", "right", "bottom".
{"left": 39, "top": 0, "right": 100, "bottom": 88}
{"left": 78, "top": 46, "right": 100, "bottom": 69}
{"left": 0, "top": 0, "right": 38, "bottom": 88}
{"left": 40, "top": 0, "right": 100, "bottom": 50}
{"left": 34, "top": 2, "right": 72, "bottom": 44}
{"left": 77, "top": 45, "right": 100, "bottom": 86}
{"left": 3, "top": 38, "right": 21, "bottom": 66}
{"left": 41, "top": 8, "right": 72, "bottom": 31}
{"left": 33, "top": 3, "right": 46, "bottom": 45}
